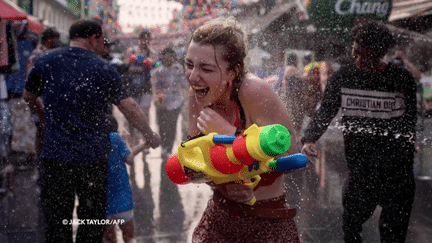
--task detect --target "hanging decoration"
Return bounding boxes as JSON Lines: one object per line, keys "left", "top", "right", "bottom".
{"left": 87, "top": 0, "right": 122, "bottom": 40}
{"left": 166, "top": 0, "right": 245, "bottom": 35}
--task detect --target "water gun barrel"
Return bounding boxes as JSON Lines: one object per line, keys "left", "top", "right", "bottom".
{"left": 268, "top": 153, "right": 308, "bottom": 172}
{"left": 166, "top": 154, "right": 190, "bottom": 185}
{"left": 213, "top": 135, "right": 236, "bottom": 144}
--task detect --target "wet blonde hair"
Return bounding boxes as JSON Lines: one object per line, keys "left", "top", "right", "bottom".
{"left": 187, "top": 17, "right": 248, "bottom": 100}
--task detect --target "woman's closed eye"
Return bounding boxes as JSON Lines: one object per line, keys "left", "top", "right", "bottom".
{"left": 202, "top": 67, "right": 213, "bottom": 73}
{"left": 185, "top": 63, "right": 214, "bottom": 74}
{"left": 185, "top": 62, "right": 194, "bottom": 70}
{"left": 200, "top": 63, "right": 218, "bottom": 73}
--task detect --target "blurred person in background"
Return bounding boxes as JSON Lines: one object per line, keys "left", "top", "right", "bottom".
{"left": 123, "top": 30, "right": 156, "bottom": 149}
{"left": 26, "top": 28, "right": 61, "bottom": 157}
{"left": 302, "top": 52, "right": 313, "bottom": 70}
{"left": 102, "top": 39, "right": 128, "bottom": 76}
{"left": 302, "top": 61, "right": 328, "bottom": 191}
{"left": 303, "top": 62, "right": 325, "bottom": 121}
{"left": 319, "top": 61, "right": 333, "bottom": 94}
{"left": 124, "top": 30, "right": 155, "bottom": 117}
{"left": 281, "top": 52, "right": 304, "bottom": 137}
{"left": 260, "top": 51, "right": 285, "bottom": 95}
{"left": 255, "top": 54, "right": 271, "bottom": 79}
{"left": 151, "top": 47, "right": 187, "bottom": 159}
{"left": 101, "top": 38, "right": 114, "bottom": 61}
{"left": 151, "top": 47, "right": 187, "bottom": 230}
{"left": 26, "top": 28, "right": 61, "bottom": 75}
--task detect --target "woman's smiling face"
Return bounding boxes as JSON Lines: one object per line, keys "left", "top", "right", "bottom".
{"left": 184, "top": 41, "right": 235, "bottom": 107}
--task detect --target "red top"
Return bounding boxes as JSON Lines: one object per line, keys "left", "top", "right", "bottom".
{"left": 233, "top": 102, "right": 242, "bottom": 128}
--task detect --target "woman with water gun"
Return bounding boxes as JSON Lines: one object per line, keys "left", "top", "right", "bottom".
{"left": 184, "top": 17, "right": 302, "bottom": 243}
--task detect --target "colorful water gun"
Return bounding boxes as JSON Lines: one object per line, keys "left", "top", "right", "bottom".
{"left": 166, "top": 124, "right": 308, "bottom": 205}
{"left": 129, "top": 54, "right": 160, "bottom": 68}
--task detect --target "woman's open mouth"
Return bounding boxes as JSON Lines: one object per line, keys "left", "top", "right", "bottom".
{"left": 192, "top": 85, "right": 210, "bottom": 100}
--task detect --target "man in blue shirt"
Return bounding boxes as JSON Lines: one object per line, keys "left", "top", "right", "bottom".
{"left": 23, "top": 19, "right": 160, "bottom": 243}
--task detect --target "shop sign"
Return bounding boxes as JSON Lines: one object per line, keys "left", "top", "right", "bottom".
{"left": 306, "top": 0, "right": 392, "bottom": 31}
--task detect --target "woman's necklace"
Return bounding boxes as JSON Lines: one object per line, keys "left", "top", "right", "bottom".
{"left": 210, "top": 101, "right": 237, "bottom": 123}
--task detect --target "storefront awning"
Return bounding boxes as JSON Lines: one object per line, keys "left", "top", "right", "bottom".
{"left": 0, "top": 0, "right": 44, "bottom": 34}
{"left": 390, "top": 0, "right": 432, "bottom": 22}
{"left": 27, "top": 15, "right": 44, "bottom": 34}
{"left": 241, "top": 2, "right": 297, "bottom": 35}
{"left": 0, "top": 0, "right": 27, "bottom": 20}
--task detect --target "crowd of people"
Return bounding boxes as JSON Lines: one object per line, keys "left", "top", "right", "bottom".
{"left": 0, "top": 15, "right": 431, "bottom": 243}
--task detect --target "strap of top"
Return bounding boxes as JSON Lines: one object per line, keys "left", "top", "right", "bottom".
{"left": 234, "top": 94, "right": 246, "bottom": 130}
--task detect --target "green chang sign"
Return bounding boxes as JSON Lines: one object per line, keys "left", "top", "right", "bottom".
{"left": 307, "top": 0, "right": 392, "bottom": 32}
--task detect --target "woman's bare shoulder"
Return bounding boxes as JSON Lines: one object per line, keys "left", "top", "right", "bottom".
{"left": 240, "top": 73, "right": 291, "bottom": 123}
{"left": 239, "top": 73, "right": 273, "bottom": 98}
{"left": 239, "top": 73, "right": 285, "bottom": 119}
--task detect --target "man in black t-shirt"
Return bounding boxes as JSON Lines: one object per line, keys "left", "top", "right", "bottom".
{"left": 301, "top": 22, "right": 417, "bottom": 243}
{"left": 23, "top": 19, "right": 160, "bottom": 243}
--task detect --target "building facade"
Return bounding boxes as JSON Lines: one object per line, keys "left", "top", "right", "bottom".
{"left": 5, "top": 0, "right": 79, "bottom": 42}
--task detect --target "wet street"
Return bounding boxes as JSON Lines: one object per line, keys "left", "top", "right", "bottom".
{"left": 1, "top": 103, "right": 432, "bottom": 243}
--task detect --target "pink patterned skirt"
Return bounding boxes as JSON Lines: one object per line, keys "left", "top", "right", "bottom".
{"left": 192, "top": 191, "right": 301, "bottom": 243}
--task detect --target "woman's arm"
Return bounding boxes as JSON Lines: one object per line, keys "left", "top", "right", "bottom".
{"left": 240, "top": 75, "right": 299, "bottom": 154}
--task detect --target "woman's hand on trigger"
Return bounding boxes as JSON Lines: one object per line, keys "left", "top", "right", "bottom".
{"left": 216, "top": 182, "right": 254, "bottom": 203}
{"left": 197, "top": 108, "right": 236, "bottom": 135}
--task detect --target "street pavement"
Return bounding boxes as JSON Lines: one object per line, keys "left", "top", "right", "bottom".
{"left": 0, "top": 103, "right": 432, "bottom": 243}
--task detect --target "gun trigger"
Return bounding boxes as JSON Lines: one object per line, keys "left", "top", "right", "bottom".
{"left": 248, "top": 165, "right": 253, "bottom": 172}
{"left": 254, "top": 161, "right": 259, "bottom": 170}
{"left": 248, "top": 162, "right": 260, "bottom": 172}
